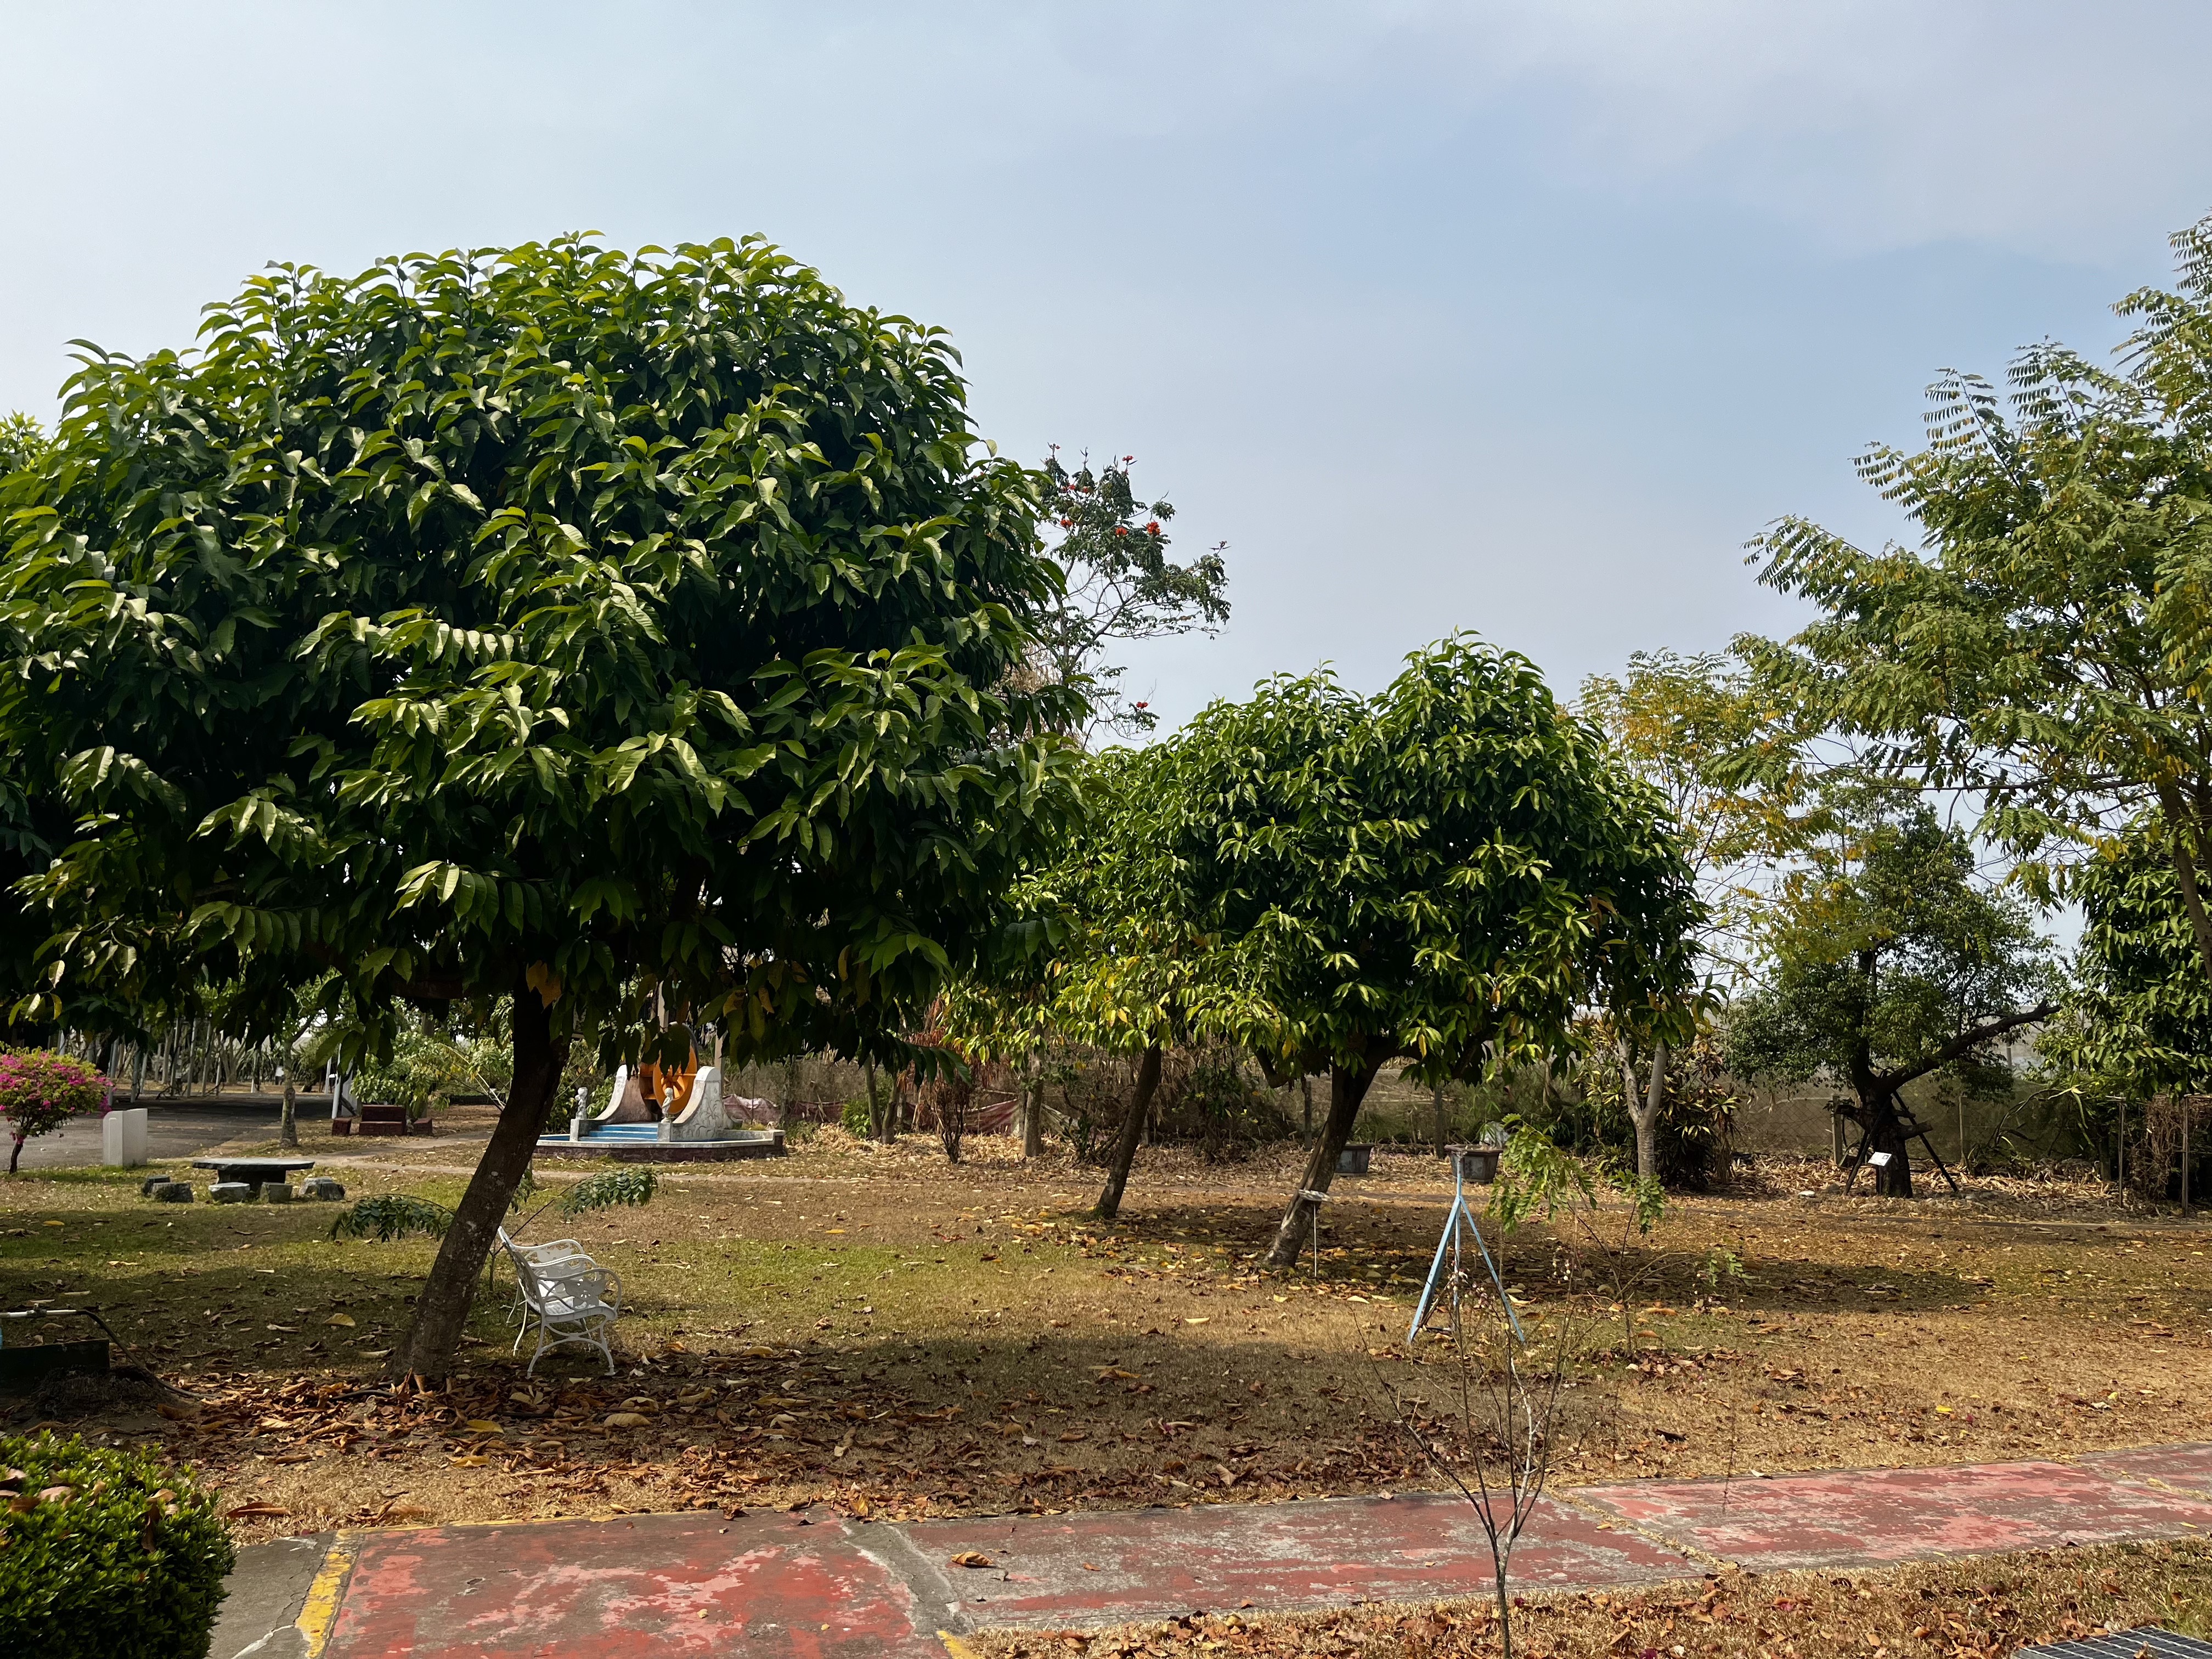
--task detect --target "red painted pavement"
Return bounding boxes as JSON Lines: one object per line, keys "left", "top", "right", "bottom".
{"left": 904, "top": 1491, "right": 1696, "bottom": 1626}
{"left": 300, "top": 1448, "right": 2212, "bottom": 1654}
{"left": 2079, "top": 1443, "right": 2212, "bottom": 1502}
{"left": 325, "top": 1509, "right": 944, "bottom": 1658}
{"left": 1573, "top": 1459, "right": 2212, "bottom": 1572}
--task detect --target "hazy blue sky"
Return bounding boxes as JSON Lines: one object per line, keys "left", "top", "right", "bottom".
{"left": 7, "top": 2, "right": 2211, "bottom": 726}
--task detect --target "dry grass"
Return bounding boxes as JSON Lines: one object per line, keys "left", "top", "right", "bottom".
{"left": 970, "top": 1539, "right": 2212, "bottom": 1657}
{"left": 1, "top": 1124, "right": 2206, "bottom": 1552}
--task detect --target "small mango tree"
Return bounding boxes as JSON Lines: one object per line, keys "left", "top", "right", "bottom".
{"left": 1148, "top": 636, "right": 1703, "bottom": 1268}
{"left": 944, "top": 742, "right": 1283, "bottom": 1217}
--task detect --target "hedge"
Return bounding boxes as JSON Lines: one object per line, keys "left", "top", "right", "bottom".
{"left": 0, "top": 1431, "right": 233, "bottom": 1658}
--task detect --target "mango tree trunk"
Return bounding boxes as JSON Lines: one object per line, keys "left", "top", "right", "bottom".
{"left": 1627, "top": 1039, "right": 1666, "bottom": 1186}
{"left": 865, "top": 1058, "right": 895, "bottom": 1146}
{"left": 1863, "top": 1092, "right": 1914, "bottom": 1198}
{"left": 386, "top": 979, "right": 568, "bottom": 1384}
{"left": 1021, "top": 1053, "right": 1043, "bottom": 1159}
{"left": 1094, "top": 1045, "right": 1163, "bottom": 1221}
{"left": 1264, "top": 1056, "right": 1381, "bottom": 1268}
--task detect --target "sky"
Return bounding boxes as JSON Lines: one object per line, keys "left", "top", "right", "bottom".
{"left": 5, "top": 1, "right": 2212, "bottom": 730}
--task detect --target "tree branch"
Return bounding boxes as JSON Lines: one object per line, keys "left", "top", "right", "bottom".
{"left": 1875, "top": 1001, "right": 2055, "bottom": 1093}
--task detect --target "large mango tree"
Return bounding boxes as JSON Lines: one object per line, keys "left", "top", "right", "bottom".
{"left": 0, "top": 236, "right": 1086, "bottom": 1380}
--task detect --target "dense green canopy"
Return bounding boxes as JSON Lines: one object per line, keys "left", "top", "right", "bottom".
{"left": 0, "top": 235, "right": 1085, "bottom": 1375}
{"left": 1161, "top": 638, "right": 1700, "bottom": 1076}
{"left": 1153, "top": 636, "right": 1703, "bottom": 1262}
{"left": 2045, "top": 817, "right": 2212, "bottom": 1099}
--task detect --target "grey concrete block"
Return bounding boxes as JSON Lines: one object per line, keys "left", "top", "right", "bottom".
{"left": 210, "top": 1181, "right": 252, "bottom": 1203}
{"left": 300, "top": 1177, "right": 346, "bottom": 1201}
{"left": 151, "top": 1181, "right": 194, "bottom": 1203}
{"left": 258, "top": 1183, "right": 296, "bottom": 1204}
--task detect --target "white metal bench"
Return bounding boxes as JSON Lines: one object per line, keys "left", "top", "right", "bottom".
{"left": 502, "top": 1237, "right": 621, "bottom": 1376}
{"left": 493, "top": 1227, "right": 590, "bottom": 1324}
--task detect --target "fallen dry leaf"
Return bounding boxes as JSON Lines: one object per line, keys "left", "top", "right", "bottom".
{"left": 949, "top": 1550, "right": 995, "bottom": 1569}
{"left": 324, "top": 1313, "right": 356, "bottom": 1328}
{"left": 603, "top": 1412, "right": 649, "bottom": 1429}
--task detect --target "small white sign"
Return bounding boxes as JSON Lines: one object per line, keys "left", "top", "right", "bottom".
{"left": 1867, "top": 1151, "right": 1893, "bottom": 1167}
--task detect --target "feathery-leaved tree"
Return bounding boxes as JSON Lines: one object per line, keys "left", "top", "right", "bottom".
{"left": 1029, "top": 451, "right": 1227, "bottom": 739}
{"left": 1577, "top": 649, "right": 1812, "bottom": 1180}
{"left": 1153, "top": 636, "right": 1702, "bottom": 1267}
{"left": 1741, "top": 213, "right": 2212, "bottom": 1007}
{"left": 0, "top": 236, "right": 1085, "bottom": 1380}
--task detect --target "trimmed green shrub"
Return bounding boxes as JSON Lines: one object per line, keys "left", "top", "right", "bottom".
{"left": 0, "top": 1430, "right": 234, "bottom": 1658}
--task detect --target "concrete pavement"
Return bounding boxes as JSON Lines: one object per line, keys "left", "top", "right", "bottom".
{"left": 15, "top": 1100, "right": 286, "bottom": 1171}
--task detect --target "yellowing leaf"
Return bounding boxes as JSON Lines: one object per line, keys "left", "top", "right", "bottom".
{"left": 324, "top": 1313, "right": 356, "bottom": 1328}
